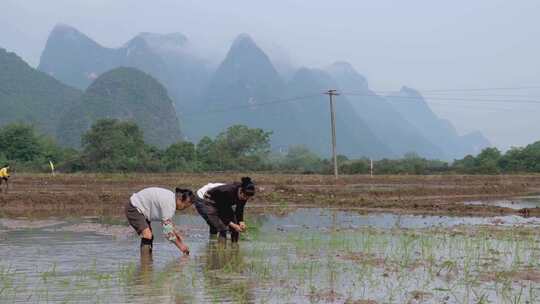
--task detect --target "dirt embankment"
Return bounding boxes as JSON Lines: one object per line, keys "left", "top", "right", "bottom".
{"left": 1, "top": 173, "right": 540, "bottom": 218}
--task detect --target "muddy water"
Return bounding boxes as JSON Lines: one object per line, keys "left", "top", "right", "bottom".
{"left": 1, "top": 209, "right": 540, "bottom": 303}
{"left": 464, "top": 195, "right": 540, "bottom": 210}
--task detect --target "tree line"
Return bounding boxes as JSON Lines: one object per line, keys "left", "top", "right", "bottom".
{"left": 0, "top": 119, "right": 538, "bottom": 174}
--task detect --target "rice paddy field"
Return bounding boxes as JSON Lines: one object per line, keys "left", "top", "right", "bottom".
{"left": 2, "top": 173, "right": 540, "bottom": 303}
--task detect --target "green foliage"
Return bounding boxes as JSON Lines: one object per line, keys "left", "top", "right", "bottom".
{"left": 56, "top": 148, "right": 84, "bottom": 172}
{"left": 0, "top": 123, "right": 77, "bottom": 172}
{"left": 3, "top": 118, "right": 540, "bottom": 175}
{"left": 0, "top": 152, "right": 7, "bottom": 167}
{"left": 0, "top": 123, "right": 44, "bottom": 162}
{"left": 340, "top": 158, "right": 370, "bottom": 174}
{"left": 196, "top": 136, "right": 220, "bottom": 170}
{"left": 196, "top": 125, "right": 272, "bottom": 171}
{"left": 374, "top": 154, "right": 449, "bottom": 175}
{"left": 453, "top": 147, "right": 502, "bottom": 174}
{"left": 219, "top": 125, "right": 269, "bottom": 154}
{"left": 80, "top": 119, "right": 158, "bottom": 172}
{"left": 452, "top": 142, "right": 540, "bottom": 174}
{"left": 452, "top": 155, "right": 476, "bottom": 174}
{"left": 163, "top": 141, "right": 198, "bottom": 171}
{"left": 498, "top": 142, "right": 540, "bottom": 173}
{"left": 279, "top": 145, "right": 326, "bottom": 173}
{"left": 476, "top": 147, "right": 502, "bottom": 174}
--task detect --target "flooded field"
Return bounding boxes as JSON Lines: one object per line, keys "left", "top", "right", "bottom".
{"left": 2, "top": 174, "right": 540, "bottom": 303}
{"left": 465, "top": 196, "right": 540, "bottom": 210}
{"left": 2, "top": 207, "right": 540, "bottom": 303}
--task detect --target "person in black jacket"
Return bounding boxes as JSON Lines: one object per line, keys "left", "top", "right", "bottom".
{"left": 195, "top": 177, "right": 256, "bottom": 242}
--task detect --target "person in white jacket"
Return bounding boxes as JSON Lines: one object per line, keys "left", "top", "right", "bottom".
{"left": 125, "top": 187, "right": 194, "bottom": 255}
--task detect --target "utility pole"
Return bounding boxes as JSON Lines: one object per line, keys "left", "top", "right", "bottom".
{"left": 324, "top": 89, "right": 340, "bottom": 178}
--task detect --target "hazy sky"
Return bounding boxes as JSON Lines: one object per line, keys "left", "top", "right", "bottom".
{"left": 2, "top": 0, "right": 540, "bottom": 151}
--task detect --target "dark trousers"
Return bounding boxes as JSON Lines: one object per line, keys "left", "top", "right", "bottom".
{"left": 125, "top": 201, "right": 154, "bottom": 249}
{"left": 195, "top": 198, "right": 239, "bottom": 242}
{"left": 0, "top": 177, "right": 8, "bottom": 191}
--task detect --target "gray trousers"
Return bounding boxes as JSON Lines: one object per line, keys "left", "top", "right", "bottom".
{"left": 195, "top": 198, "right": 239, "bottom": 241}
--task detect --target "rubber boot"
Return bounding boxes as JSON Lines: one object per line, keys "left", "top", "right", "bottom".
{"left": 231, "top": 231, "right": 239, "bottom": 243}
{"left": 216, "top": 230, "right": 227, "bottom": 244}
{"left": 140, "top": 237, "right": 153, "bottom": 256}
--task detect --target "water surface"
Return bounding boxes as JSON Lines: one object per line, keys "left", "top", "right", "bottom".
{"left": 1, "top": 208, "right": 540, "bottom": 303}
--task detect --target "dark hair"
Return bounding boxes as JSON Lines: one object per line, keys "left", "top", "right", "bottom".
{"left": 175, "top": 187, "right": 194, "bottom": 200}
{"left": 240, "top": 177, "right": 255, "bottom": 197}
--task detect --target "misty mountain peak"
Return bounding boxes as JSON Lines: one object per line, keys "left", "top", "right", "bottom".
{"left": 44, "top": 23, "right": 104, "bottom": 53}
{"left": 123, "top": 35, "right": 151, "bottom": 54}
{"left": 133, "top": 32, "right": 188, "bottom": 52}
{"left": 231, "top": 33, "right": 258, "bottom": 50}
{"left": 399, "top": 86, "right": 422, "bottom": 98}
{"left": 216, "top": 33, "right": 278, "bottom": 79}
{"left": 202, "top": 33, "right": 283, "bottom": 111}
{"left": 216, "top": 33, "right": 281, "bottom": 84}
{"left": 294, "top": 67, "right": 315, "bottom": 77}
{"left": 293, "top": 67, "right": 335, "bottom": 86}
{"left": 325, "top": 61, "right": 368, "bottom": 91}
{"left": 51, "top": 23, "right": 79, "bottom": 34}
{"left": 327, "top": 61, "right": 357, "bottom": 76}
{"left": 49, "top": 23, "right": 92, "bottom": 42}
{"left": 39, "top": 24, "right": 112, "bottom": 88}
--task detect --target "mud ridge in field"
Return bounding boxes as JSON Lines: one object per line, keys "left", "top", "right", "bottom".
{"left": 1, "top": 173, "right": 540, "bottom": 218}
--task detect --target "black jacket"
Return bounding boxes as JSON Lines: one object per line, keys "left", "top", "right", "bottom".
{"left": 206, "top": 183, "right": 246, "bottom": 222}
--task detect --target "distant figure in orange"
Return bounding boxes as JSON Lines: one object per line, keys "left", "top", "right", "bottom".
{"left": 0, "top": 164, "right": 10, "bottom": 192}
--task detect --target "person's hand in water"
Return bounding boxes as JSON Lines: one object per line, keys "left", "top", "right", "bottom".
{"left": 178, "top": 254, "right": 190, "bottom": 264}
{"left": 229, "top": 223, "right": 243, "bottom": 233}
{"left": 172, "top": 230, "right": 189, "bottom": 255}
{"left": 179, "top": 243, "right": 190, "bottom": 255}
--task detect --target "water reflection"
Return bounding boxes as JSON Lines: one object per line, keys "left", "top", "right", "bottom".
{"left": 121, "top": 241, "right": 255, "bottom": 303}
{"left": 123, "top": 250, "right": 157, "bottom": 302}
{"left": 137, "top": 249, "right": 154, "bottom": 286}
{"left": 122, "top": 248, "right": 193, "bottom": 302}
{"left": 200, "top": 241, "right": 255, "bottom": 303}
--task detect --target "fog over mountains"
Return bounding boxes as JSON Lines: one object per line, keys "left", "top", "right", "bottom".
{"left": 38, "top": 24, "right": 210, "bottom": 112}
{"left": 2, "top": 24, "right": 490, "bottom": 159}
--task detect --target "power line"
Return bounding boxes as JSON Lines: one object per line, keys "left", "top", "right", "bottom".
{"left": 410, "top": 86, "right": 540, "bottom": 93}
{"left": 361, "top": 86, "right": 540, "bottom": 95}
{"left": 414, "top": 93, "right": 540, "bottom": 98}
{"left": 342, "top": 92, "right": 540, "bottom": 104}
{"left": 427, "top": 103, "right": 515, "bottom": 112}
{"left": 339, "top": 93, "right": 521, "bottom": 112}
{"left": 178, "top": 86, "right": 540, "bottom": 119}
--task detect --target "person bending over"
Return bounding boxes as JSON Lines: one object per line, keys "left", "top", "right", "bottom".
{"left": 195, "top": 177, "right": 255, "bottom": 242}
{"left": 125, "top": 187, "right": 193, "bottom": 255}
